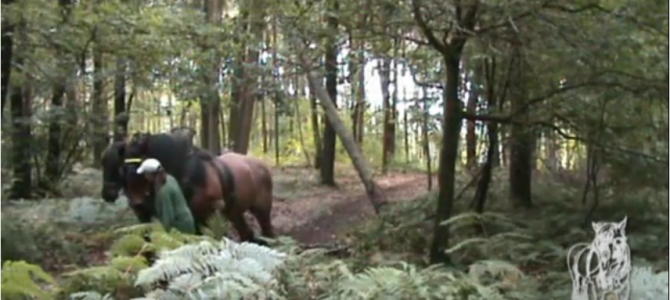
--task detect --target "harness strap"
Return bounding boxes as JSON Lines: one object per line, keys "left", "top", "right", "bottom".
{"left": 209, "top": 158, "right": 237, "bottom": 213}
{"left": 124, "top": 158, "right": 142, "bottom": 164}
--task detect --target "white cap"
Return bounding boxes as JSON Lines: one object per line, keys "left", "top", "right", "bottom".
{"left": 136, "top": 158, "right": 162, "bottom": 174}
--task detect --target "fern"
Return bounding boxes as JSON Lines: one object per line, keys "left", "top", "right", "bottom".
{"left": 630, "top": 266, "right": 669, "bottom": 300}
{"left": 324, "top": 262, "right": 508, "bottom": 300}
{"left": 131, "top": 238, "right": 288, "bottom": 299}
{"left": 1, "top": 260, "right": 58, "bottom": 300}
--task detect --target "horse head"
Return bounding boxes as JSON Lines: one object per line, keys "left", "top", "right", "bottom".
{"left": 119, "top": 132, "right": 154, "bottom": 207}
{"left": 100, "top": 141, "right": 126, "bottom": 203}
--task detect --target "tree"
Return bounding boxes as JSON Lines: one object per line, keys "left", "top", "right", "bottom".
{"left": 411, "top": 0, "right": 479, "bottom": 264}
{"left": 319, "top": 0, "right": 339, "bottom": 186}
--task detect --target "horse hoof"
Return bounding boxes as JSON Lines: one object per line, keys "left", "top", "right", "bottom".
{"left": 249, "top": 237, "right": 269, "bottom": 247}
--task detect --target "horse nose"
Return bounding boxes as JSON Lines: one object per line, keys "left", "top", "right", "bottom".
{"left": 101, "top": 188, "right": 119, "bottom": 203}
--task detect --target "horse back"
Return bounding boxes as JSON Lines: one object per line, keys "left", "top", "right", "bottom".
{"left": 217, "top": 153, "right": 272, "bottom": 208}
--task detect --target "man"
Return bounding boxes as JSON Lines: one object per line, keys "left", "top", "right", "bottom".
{"left": 136, "top": 158, "right": 196, "bottom": 234}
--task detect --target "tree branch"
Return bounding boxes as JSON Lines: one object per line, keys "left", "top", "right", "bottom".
{"left": 411, "top": 0, "right": 449, "bottom": 54}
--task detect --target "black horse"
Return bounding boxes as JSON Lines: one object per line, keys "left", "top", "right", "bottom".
{"left": 100, "top": 128, "right": 198, "bottom": 222}
{"left": 117, "top": 132, "right": 236, "bottom": 232}
{"left": 101, "top": 141, "right": 127, "bottom": 202}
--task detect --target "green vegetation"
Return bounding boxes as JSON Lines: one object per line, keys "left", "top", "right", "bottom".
{"left": 1, "top": 0, "right": 667, "bottom": 298}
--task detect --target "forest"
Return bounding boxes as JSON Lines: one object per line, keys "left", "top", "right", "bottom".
{"left": 0, "top": 0, "right": 668, "bottom": 298}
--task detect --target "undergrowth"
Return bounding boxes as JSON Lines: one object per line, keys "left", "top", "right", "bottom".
{"left": 1, "top": 169, "right": 668, "bottom": 300}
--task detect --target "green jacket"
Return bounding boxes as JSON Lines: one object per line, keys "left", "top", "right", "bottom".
{"left": 154, "top": 174, "right": 196, "bottom": 234}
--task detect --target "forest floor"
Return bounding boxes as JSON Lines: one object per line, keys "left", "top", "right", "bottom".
{"left": 2, "top": 164, "right": 435, "bottom": 271}
{"left": 270, "top": 165, "right": 434, "bottom": 246}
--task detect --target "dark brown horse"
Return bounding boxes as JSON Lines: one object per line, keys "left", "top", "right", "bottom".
{"left": 188, "top": 152, "right": 275, "bottom": 243}
{"left": 119, "top": 133, "right": 274, "bottom": 243}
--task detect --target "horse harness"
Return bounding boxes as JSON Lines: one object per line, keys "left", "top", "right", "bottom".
{"left": 207, "top": 155, "right": 238, "bottom": 214}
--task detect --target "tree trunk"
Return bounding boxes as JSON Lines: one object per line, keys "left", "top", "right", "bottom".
{"left": 421, "top": 86, "right": 432, "bottom": 190}
{"left": 113, "top": 57, "right": 127, "bottom": 142}
{"left": 270, "top": 14, "right": 281, "bottom": 164}
{"left": 429, "top": 49, "right": 464, "bottom": 264}
{"left": 201, "top": 0, "right": 222, "bottom": 154}
{"left": 231, "top": 0, "right": 263, "bottom": 154}
{"left": 508, "top": 50, "right": 533, "bottom": 209}
{"left": 200, "top": 101, "right": 211, "bottom": 150}
{"left": 403, "top": 106, "right": 409, "bottom": 164}
{"left": 45, "top": 0, "right": 73, "bottom": 187}
{"left": 306, "top": 69, "right": 388, "bottom": 213}
{"left": 350, "top": 29, "right": 366, "bottom": 144}
{"left": 293, "top": 87, "right": 311, "bottom": 166}
{"left": 91, "top": 42, "right": 106, "bottom": 163}
{"left": 310, "top": 92, "right": 322, "bottom": 169}
{"left": 379, "top": 58, "right": 392, "bottom": 173}
{"left": 0, "top": 0, "right": 16, "bottom": 113}
{"left": 9, "top": 37, "right": 32, "bottom": 198}
{"left": 465, "top": 70, "right": 478, "bottom": 170}
{"left": 320, "top": 0, "right": 339, "bottom": 186}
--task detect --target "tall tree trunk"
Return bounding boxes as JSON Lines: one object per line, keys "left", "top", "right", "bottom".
{"left": 201, "top": 0, "right": 222, "bottom": 154}
{"left": 306, "top": 69, "right": 387, "bottom": 212}
{"left": 508, "top": 50, "right": 533, "bottom": 209}
{"left": 9, "top": 29, "right": 32, "bottom": 198}
{"left": 271, "top": 14, "right": 280, "bottom": 164}
{"left": 465, "top": 68, "right": 478, "bottom": 170}
{"left": 429, "top": 50, "right": 464, "bottom": 264}
{"left": 231, "top": 0, "right": 263, "bottom": 154}
{"left": 403, "top": 105, "right": 409, "bottom": 163}
{"left": 260, "top": 34, "right": 269, "bottom": 154}
{"left": 349, "top": 22, "right": 366, "bottom": 145}
{"left": 421, "top": 86, "right": 432, "bottom": 190}
{"left": 45, "top": 0, "right": 73, "bottom": 187}
{"left": 261, "top": 92, "right": 268, "bottom": 153}
{"left": 320, "top": 0, "right": 339, "bottom": 186}
{"left": 113, "top": 57, "right": 128, "bottom": 142}
{"left": 91, "top": 41, "right": 106, "bottom": 163}
{"left": 379, "top": 58, "right": 392, "bottom": 172}
{"left": 0, "top": 0, "right": 16, "bottom": 113}
{"left": 310, "top": 92, "right": 322, "bottom": 169}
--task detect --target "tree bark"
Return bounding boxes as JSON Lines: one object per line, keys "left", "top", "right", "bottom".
{"left": 379, "top": 58, "right": 392, "bottom": 173}
{"left": 0, "top": 0, "right": 16, "bottom": 113}
{"left": 306, "top": 69, "right": 388, "bottom": 213}
{"left": 320, "top": 0, "right": 339, "bottom": 186}
{"left": 421, "top": 86, "right": 432, "bottom": 190}
{"left": 113, "top": 57, "right": 128, "bottom": 142}
{"left": 231, "top": 0, "right": 263, "bottom": 154}
{"left": 310, "top": 92, "right": 322, "bottom": 169}
{"left": 9, "top": 29, "right": 32, "bottom": 198}
{"left": 45, "top": 0, "right": 73, "bottom": 187}
{"left": 91, "top": 41, "right": 107, "bottom": 163}
{"left": 465, "top": 69, "right": 478, "bottom": 170}
{"left": 508, "top": 50, "right": 533, "bottom": 209}
{"left": 200, "top": 0, "right": 222, "bottom": 154}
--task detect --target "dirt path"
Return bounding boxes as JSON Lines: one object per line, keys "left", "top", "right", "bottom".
{"left": 268, "top": 171, "right": 433, "bottom": 246}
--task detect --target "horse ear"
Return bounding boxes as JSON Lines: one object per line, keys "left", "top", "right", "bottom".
{"left": 591, "top": 221, "right": 603, "bottom": 233}
{"left": 618, "top": 216, "right": 627, "bottom": 231}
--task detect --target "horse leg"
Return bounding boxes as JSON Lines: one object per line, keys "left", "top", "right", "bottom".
{"left": 224, "top": 209, "right": 262, "bottom": 244}
{"left": 249, "top": 206, "right": 275, "bottom": 239}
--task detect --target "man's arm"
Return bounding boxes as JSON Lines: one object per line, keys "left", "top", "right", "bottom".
{"left": 159, "top": 187, "right": 177, "bottom": 231}
{"left": 168, "top": 183, "right": 197, "bottom": 234}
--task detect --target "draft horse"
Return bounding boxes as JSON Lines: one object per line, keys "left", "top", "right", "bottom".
{"left": 99, "top": 129, "right": 198, "bottom": 223}
{"left": 119, "top": 133, "right": 275, "bottom": 243}
{"left": 187, "top": 151, "right": 275, "bottom": 242}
